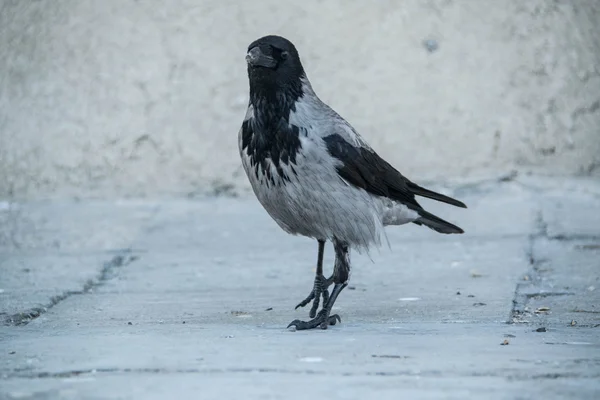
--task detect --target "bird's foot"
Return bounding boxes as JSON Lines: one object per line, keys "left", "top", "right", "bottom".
{"left": 287, "top": 309, "right": 341, "bottom": 330}
{"left": 289, "top": 282, "right": 347, "bottom": 330}
{"left": 294, "top": 274, "right": 333, "bottom": 318}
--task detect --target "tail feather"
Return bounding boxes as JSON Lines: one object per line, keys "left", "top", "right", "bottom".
{"left": 413, "top": 209, "right": 464, "bottom": 234}
{"left": 408, "top": 182, "right": 467, "bottom": 209}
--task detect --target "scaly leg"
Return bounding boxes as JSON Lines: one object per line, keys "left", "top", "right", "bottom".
{"left": 294, "top": 240, "right": 333, "bottom": 318}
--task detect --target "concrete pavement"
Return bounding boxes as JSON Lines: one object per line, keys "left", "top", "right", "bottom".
{"left": 1, "top": 176, "right": 599, "bottom": 399}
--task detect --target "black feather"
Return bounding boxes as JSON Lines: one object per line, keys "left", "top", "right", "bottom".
{"left": 241, "top": 109, "right": 302, "bottom": 183}
{"left": 414, "top": 209, "right": 464, "bottom": 234}
{"left": 323, "top": 134, "right": 465, "bottom": 233}
{"left": 323, "top": 135, "right": 465, "bottom": 208}
{"left": 406, "top": 182, "right": 467, "bottom": 208}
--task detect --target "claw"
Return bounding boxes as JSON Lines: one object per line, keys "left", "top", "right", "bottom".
{"left": 294, "top": 291, "right": 315, "bottom": 310}
{"left": 287, "top": 313, "right": 341, "bottom": 331}
{"left": 324, "top": 314, "right": 341, "bottom": 328}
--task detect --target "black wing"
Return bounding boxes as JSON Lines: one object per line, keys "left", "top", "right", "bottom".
{"left": 323, "top": 134, "right": 467, "bottom": 210}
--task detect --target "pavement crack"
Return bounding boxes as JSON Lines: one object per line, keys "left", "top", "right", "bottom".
{"left": 509, "top": 210, "right": 549, "bottom": 324}
{"left": 549, "top": 234, "right": 600, "bottom": 241}
{"left": 3, "top": 252, "right": 139, "bottom": 326}
{"left": 572, "top": 99, "right": 600, "bottom": 120}
{"left": 5, "top": 367, "right": 600, "bottom": 381}
{"left": 572, "top": 309, "right": 600, "bottom": 314}
{"left": 526, "top": 292, "right": 575, "bottom": 299}
{"left": 509, "top": 207, "right": 596, "bottom": 325}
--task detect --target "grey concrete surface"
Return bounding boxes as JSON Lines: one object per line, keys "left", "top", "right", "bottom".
{"left": 1, "top": 0, "right": 600, "bottom": 199}
{"left": 1, "top": 177, "right": 599, "bottom": 399}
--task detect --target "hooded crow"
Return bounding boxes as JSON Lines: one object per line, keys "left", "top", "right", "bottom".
{"left": 239, "top": 35, "right": 466, "bottom": 330}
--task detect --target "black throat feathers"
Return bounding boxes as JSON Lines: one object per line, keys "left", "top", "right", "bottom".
{"left": 241, "top": 87, "right": 304, "bottom": 186}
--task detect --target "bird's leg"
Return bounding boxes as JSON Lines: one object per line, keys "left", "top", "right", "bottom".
{"left": 288, "top": 240, "right": 349, "bottom": 330}
{"left": 294, "top": 239, "right": 334, "bottom": 318}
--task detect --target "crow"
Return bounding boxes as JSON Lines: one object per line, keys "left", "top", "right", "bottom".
{"left": 238, "top": 35, "right": 466, "bottom": 330}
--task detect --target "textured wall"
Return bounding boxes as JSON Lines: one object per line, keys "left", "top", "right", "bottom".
{"left": 1, "top": 0, "right": 599, "bottom": 199}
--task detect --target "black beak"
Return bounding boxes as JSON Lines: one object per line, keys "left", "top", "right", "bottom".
{"left": 246, "top": 46, "right": 277, "bottom": 68}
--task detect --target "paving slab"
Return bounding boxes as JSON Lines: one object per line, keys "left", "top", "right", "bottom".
{"left": 0, "top": 201, "right": 156, "bottom": 324}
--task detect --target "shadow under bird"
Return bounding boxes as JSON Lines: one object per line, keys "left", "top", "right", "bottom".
{"left": 239, "top": 35, "right": 467, "bottom": 330}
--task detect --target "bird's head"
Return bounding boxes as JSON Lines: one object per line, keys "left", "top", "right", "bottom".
{"left": 246, "top": 35, "right": 305, "bottom": 99}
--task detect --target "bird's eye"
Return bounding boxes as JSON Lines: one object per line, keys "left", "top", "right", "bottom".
{"left": 280, "top": 51, "right": 289, "bottom": 60}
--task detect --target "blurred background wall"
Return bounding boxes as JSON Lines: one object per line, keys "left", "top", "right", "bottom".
{"left": 1, "top": 0, "right": 599, "bottom": 200}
